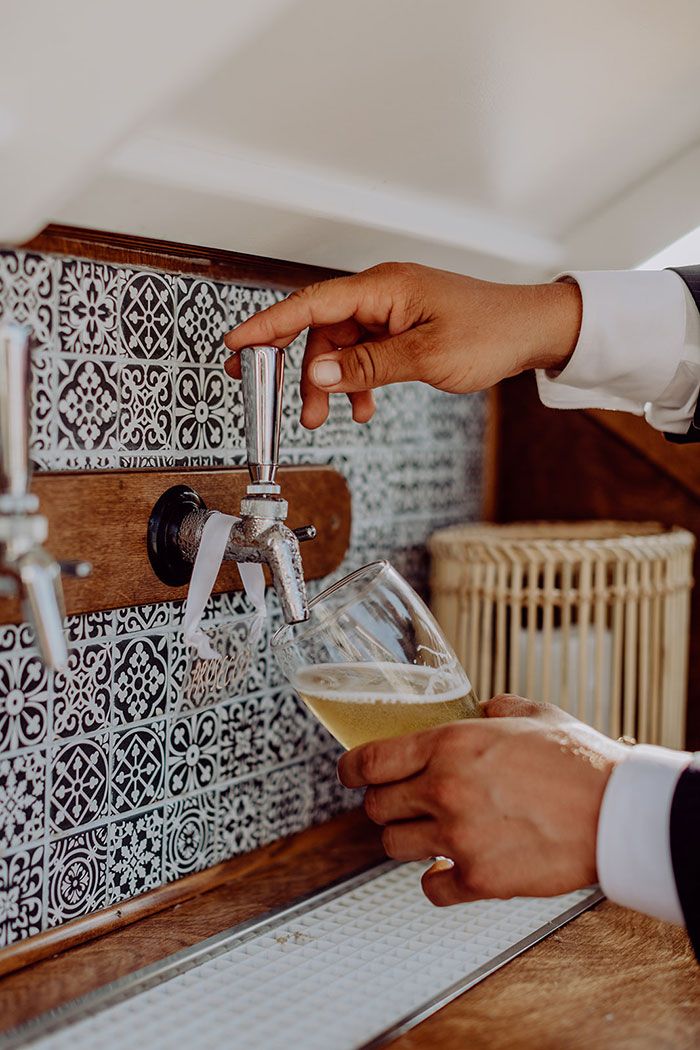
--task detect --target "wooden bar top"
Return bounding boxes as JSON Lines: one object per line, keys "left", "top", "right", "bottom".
{"left": 0, "top": 809, "right": 697, "bottom": 1048}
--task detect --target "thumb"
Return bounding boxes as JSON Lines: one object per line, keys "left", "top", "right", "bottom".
{"left": 308, "top": 333, "right": 419, "bottom": 393}
{"left": 421, "top": 859, "right": 475, "bottom": 907}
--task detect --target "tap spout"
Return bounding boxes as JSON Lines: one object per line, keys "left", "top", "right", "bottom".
{"left": 18, "top": 547, "right": 68, "bottom": 670}
{"left": 265, "top": 524, "right": 309, "bottom": 624}
{"left": 223, "top": 517, "right": 309, "bottom": 624}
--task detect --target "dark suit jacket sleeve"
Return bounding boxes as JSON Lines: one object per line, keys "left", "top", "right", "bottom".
{"left": 670, "top": 753, "right": 700, "bottom": 959}
{"left": 665, "top": 266, "right": 700, "bottom": 443}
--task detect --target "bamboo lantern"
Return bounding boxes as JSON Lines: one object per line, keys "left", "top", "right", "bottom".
{"left": 429, "top": 522, "right": 695, "bottom": 748}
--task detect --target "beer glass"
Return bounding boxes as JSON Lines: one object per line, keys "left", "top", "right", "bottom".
{"left": 271, "top": 560, "right": 481, "bottom": 750}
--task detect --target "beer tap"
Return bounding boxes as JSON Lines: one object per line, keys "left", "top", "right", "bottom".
{"left": 0, "top": 324, "right": 82, "bottom": 670}
{"left": 148, "top": 346, "right": 315, "bottom": 624}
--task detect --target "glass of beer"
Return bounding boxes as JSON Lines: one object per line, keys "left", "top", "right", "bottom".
{"left": 271, "top": 560, "right": 481, "bottom": 750}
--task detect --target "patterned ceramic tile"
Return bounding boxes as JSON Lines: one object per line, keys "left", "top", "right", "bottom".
{"left": 0, "top": 652, "right": 50, "bottom": 752}
{"left": 114, "top": 603, "right": 171, "bottom": 635}
{"left": 263, "top": 763, "right": 313, "bottom": 843}
{"left": 108, "top": 807, "right": 164, "bottom": 903}
{"left": 335, "top": 448, "right": 393, "bottom": 519}
{"left": 164, "top": 791, "right": 218, "bottom": 879}
{"left": 174, "top": 366, "right": 227, "bottom": 451}
{"left": 58, "top": 260, "right": 122, "bottom": 356}
{"left": 167, "top": 709, "right": 219, "bottom": 796}
{"left": 216, "top": 776, "right": 264, "bottom": 859}
{"left": 219, "top": 694, "right": 270, "bottom": 781}
{"left": 53, "top": 642, "right": 112, "bottom": 738}
{"left": 56, "top": 357, "right": 119, "bottom": 451}
{"left": 176, "top": 278, "right": 228, "bottom": 365}
{"left": 50, "top": 734, "right": 109, "bottom": 833}
{"left": 120, "top": 271, "right": 175, "bottom": 360}
{"left": 47, "top": 825, "right": 108, "bottom": 927}
{"left": 227, "top": 285, "right": 280, "bottom": 328}
{"left": 0, "top": 749, "right": 46, "bottom": 850}
{"left": 169, "top": 452, "right": 230, "bottom": 468}
{"left": 224, "top": 372, "right": 245, "bottom": 451}
{"left": 28, "top": 350, "right": 55, "bottom": 466}
{"left": 111, "top": 722, "right": 166, "bottom": 814}
{"left": 0, "top": 251, "right": 56, "bottom": 351}
{"left": 64, "top": 610, "right": 114, "bottom": 644}
{"left": 0, "top": 846, "right": 44, "bottom": 946}
{"left": 119, "top": 362, "right": 173, "bottom": 450}
{"left": 49, "top": 451, "right": 120, "bottom": 471}
{"left": 194, "top": 588, "right": 254, "bottom": 626}
{"left": 0, "top": 623, "right": 35, "bottom": 655}
{"left": 167, "top": 632, "right": 190, "bottom": 711}
{"left": 118, "top": 453, "right": 176, "bottom": 469}
{"left": 267, "top": 688, "right": 317, "bottom": 765}
{"left": 113, "top": 634, "right": 169, "bottom": 724}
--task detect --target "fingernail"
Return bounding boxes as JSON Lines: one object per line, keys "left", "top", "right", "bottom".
{"left": 431, "top": 858, "right": 454, "bottom": 872}
{"left": 312, "top": 359, "right": 342, "bottom": 387}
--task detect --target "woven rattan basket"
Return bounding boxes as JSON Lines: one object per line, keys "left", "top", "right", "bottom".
{"left": 429, "top": 521, "right": 695, "bottom": 747}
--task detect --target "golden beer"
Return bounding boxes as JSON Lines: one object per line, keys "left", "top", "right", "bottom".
{"left": 293, "top": 661, "right": 481, "bottom": 750}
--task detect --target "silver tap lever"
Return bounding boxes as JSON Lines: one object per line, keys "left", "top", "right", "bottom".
{"left": 240, "top": 345, "right": 284, "bottom": 487}
{"left": 0, "top": 323, "right": 71, "bottom": 669}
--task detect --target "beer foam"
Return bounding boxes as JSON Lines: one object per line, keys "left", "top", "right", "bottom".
{"left": 292, "top": 661, "right": 471, "bottom": 704}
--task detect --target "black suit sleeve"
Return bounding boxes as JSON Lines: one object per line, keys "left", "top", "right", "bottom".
{"left": 664, "top": 266, "right": 700, "bottom": 443}
{"left": 670, "top": 753, "right": 700, "bottom": 960}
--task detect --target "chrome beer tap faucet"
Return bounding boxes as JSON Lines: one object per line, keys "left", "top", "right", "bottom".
{"left": 148, "top": 345, "right": 315, "bottom": 623}
{"left": 0, "top": 324, "right": 72, "bottom": 669}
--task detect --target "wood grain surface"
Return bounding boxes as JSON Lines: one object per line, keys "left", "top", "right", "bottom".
{"left": 0, "top": 811, "right": 696, "bottom": 1049}
{"left": 495, "top": 373, "right": 700, "bottom": 750}
{"left": 22, "top": 224, "right": 348, "bottom": 290}
{"left": 394, "top": 902, "right": 698, "bottom": 1050}
{"left": 0, "top": 465, "right": 351, "bottom": 623}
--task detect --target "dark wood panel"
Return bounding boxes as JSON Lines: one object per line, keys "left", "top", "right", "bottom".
{"left": 587, "top": 407, "right": 700, "bottom": 501}
{"left": 495, "top": 372, "right": 700, "bottom": 749}
{"left": 21, "top": 224, "right": 348, "bottom": 290}
{"left": 0, "top": 465, "right": 351, "bottom": 622}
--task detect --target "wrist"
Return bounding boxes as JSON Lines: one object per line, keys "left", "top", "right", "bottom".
{"left": 525, "top": 279, "right": 582, "bottom": 373}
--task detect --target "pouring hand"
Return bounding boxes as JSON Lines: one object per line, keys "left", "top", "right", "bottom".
{"left": 338, "top": 694, "right": 627, "bottom": 905}
{"left": 223, "top": 262, "right": 581, "bottom": 429}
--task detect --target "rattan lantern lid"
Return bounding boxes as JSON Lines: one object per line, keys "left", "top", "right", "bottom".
{"left": 428, "top": 520, "right": 695, "bottom": 565}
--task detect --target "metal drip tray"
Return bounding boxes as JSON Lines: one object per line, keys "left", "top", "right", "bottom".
{"left": 2, "top": 862, "right": 602, "bottom": 1050}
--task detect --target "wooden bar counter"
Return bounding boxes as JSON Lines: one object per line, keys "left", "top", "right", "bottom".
{"left": 0, "top": 810, "right": 697, "bottom": 1048}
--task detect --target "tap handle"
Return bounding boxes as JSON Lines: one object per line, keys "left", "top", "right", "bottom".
{"left": 240, "top": 345, "right": 284, "bottom": 487}
{"left": 0, "top": 323, "right": 32, "bottom": 504}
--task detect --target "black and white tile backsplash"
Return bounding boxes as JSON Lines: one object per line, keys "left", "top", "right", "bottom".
{"left": 0, "top": 248, "right": 484, "bottom": 947}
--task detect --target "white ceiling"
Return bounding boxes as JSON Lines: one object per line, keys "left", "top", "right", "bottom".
{"left": 5, "top": 0, "right": 700, "bottom": 278}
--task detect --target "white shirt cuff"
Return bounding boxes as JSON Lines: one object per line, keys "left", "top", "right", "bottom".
{"left": 536, "top": 269, "right": 688, "bottom": 416}
{"left": 597, "top": 744, "right": 692, "bottom": 925}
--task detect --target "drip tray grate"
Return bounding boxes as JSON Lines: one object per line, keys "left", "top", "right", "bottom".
{"left": 2, "top": 862, "right": 602, "bottom": 1050}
